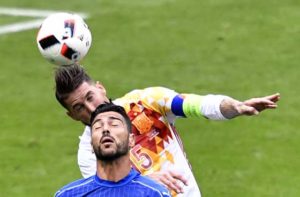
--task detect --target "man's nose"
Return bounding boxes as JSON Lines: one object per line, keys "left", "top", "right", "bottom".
{"left": 86, "top": 103, "right": 96, "bottom": 113}
{"left": 102, "top": 129, "right": 110, "bottom": 135}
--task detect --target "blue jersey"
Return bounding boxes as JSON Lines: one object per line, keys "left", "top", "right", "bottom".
{"left": 55, "top": 168, "right": 171, "bottom": 197}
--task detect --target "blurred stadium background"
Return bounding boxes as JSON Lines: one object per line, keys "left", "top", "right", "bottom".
{"left": 0, "top": 0, "right": 299, "bottom": 196}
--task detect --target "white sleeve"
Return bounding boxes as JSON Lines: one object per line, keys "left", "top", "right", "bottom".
{"left": 200, "top": 94, "right": 229, "bottom": 120}
{"left": 78, "top": 126, "right": 96, "bottom": 178}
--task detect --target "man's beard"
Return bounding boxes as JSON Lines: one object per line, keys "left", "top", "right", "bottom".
{"left": 93, "top": 137, "right": 130, "bottom": 162}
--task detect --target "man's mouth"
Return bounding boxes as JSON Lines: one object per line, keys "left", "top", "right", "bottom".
{"left": 100, "top": 137, "right": 114, "bottom": 144}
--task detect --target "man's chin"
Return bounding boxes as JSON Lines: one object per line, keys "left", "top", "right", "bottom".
{"left": 97, "top": 153, "right": 118, "bottom": 161}
{"left": 96, "top": 150, "right": 128, "bottom": 162}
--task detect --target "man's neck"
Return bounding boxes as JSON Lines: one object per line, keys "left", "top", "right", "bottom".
{"left": 96, "top": 155, "right": 132, "bottom": 182}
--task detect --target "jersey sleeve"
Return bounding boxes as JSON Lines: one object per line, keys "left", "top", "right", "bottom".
{"left": 200, "top": 94, "right": 229, "bottom": 120}
{"left": 114, "top": 87, "right": 179, "bottom": 123}
{"left": 170, "top": 91, "right": 228, "bottom": 120}
{"left": 117, "top": 87, "right": 228, "bottom": 121}
{"left": 78, "top": 126, "right": 96, "bottom": 178}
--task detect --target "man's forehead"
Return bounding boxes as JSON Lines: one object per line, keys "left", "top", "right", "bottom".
{"left": 65, "top": 82, "right": 95, "bottom": 105}
{"left": 71, "top": 82, "right": 95, "bottom": 96}
{"left": 95, "top": 111, "right": 123, "bottom": 120}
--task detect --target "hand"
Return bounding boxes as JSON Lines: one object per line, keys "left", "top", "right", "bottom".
{"left": 238, "top": 93, "right": 280, "bottom": 115}
{"left": 147, "top": 170, "right": 188, "bottom": 194}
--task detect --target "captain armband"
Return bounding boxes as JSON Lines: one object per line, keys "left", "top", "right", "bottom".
{"left": 182, "top": 94, "right": 203, "bottom": 118}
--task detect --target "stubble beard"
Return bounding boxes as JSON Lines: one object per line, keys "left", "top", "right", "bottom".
{"left": 94, "top": 138, "right": 130, "bottom": 162}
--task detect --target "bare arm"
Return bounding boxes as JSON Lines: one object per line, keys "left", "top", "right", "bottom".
{"left": 220, "top": 93, "right": 280, "bottom": 119}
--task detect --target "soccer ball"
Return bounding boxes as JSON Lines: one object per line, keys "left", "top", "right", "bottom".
{"left": 36, "top": 12, "right": 92, "bottom": 66}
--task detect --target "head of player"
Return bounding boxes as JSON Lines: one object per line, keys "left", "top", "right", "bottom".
{"left": 55, "top": 64, "right": 109, "bottom": 125}
{"left": 90, "top": 102, "right": 135, "bottom": 179}
{"left": 90, "top": 102, "right": 133, "bottom": 162}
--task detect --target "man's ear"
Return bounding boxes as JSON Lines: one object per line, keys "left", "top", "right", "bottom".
{"left": 96, "top": 81, "right": 106, "bottom": 94}
{"left": 67, "top": 111, "right": 80, "bottom": 121}
{"left": 129, "top": 133, "right": 135, "bottom": 148}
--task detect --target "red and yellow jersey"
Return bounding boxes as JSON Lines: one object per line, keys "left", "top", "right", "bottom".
{"left": 114, "top": 87, "right": 202, "bottom": 197}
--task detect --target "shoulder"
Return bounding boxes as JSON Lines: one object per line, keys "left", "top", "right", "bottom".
{"left": 79, "top": 126, "right": 92, "bottom": 141}
{"left": 79, "top": 126, "right": 92, "bottom": 148}
{"left": 55, "top": 176, "right": 94, "bottom": 197}
{"left": 139, "top": 87, "right": 177, "bottom": 94}
{"left": 116, "top": 87, "right": 178, "bottom": 101}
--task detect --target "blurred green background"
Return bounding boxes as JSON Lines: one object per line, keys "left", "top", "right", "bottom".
{"left": 0, "top": 0, "right": 298, "bottom": 196}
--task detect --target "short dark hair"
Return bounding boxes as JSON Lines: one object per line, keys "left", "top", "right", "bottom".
{"left": 55, "top": 64, "right": 93, "bottom": 109}
{"left": 91, "top": 102, "right": 132, "bottom": 133}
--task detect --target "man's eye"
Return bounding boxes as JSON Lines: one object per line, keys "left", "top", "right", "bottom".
{"left": 111, "top": 121, "right": 121, "bottom": 127}
{"left": 93, "top": 122, "right": 103, "bottom": 129}
{"left": 87, "top": 95, "right": 93, "bottom": 102}
{"left": 74, "top": 105, "right": 84, "bottom": 112}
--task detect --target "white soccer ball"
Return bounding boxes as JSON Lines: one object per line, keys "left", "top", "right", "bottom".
{"left": 36, "top": 12, "right": 92, "bottom": 66}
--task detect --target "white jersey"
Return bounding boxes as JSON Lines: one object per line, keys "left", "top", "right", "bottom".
{"left": 78, "top": 87, "right": 227, "bottom": 197}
